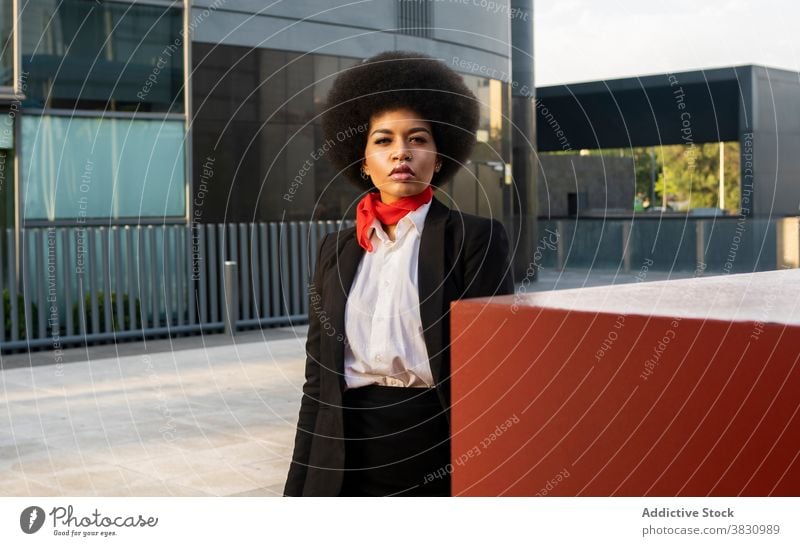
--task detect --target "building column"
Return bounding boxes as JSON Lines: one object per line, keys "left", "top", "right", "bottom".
{"left": 510, "top": 0, "right": 536, "bottom": 281}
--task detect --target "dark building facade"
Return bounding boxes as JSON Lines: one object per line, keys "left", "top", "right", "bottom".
{"left": 189, "top": 0, "right": 521, "bottom": 224}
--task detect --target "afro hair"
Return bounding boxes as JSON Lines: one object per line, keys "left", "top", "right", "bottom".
{"left": 321, "top": 50, "right": 480, "bottom": 192}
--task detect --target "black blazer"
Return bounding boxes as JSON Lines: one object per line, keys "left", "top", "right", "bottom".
{"left": 284, "top": 195, "right": 514, "bottom": 496}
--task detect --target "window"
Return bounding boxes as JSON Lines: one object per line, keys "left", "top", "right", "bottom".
{"left": 22, "top": 115, "right": 186, "bottom": 221}
{"left": 21, "top": 0, "right": 184, "bottom": 112}
{"left": 0, "top": 140, "right": 13, "bottom": 235}
{"left": 192, "top": 45, "right": 365, "bottom": 223}
{"left": 0, "top": 0, "right": 12, "bottom": 88}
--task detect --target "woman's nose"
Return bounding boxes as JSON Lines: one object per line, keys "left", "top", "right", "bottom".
{"left": 392, "top": 145, "right": 411, "bottom": 160}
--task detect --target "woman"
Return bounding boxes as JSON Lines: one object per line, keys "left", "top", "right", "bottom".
{"left": 284, "top": 50, "right": 514, "bottom": 496}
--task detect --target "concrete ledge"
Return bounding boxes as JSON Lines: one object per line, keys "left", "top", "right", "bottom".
{"left": 450, "top": 269, "right": 800, "bottom": 495}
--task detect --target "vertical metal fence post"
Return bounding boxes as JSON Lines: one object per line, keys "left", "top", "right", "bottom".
{"left": 556, "top": 220, "right": 566, "bottom": 271}
{"left": 622, "top": 222, "right": 632, "bottom": 273}
{"left": 223, "top": 261, "right": 238, "bottom": 336}
{"left": 696, "top": 220, "right": 706, "bottom": 272}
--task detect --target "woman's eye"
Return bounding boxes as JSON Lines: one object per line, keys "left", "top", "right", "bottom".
{"left": 373, "top": 136, "right": 427, "bottom": 144}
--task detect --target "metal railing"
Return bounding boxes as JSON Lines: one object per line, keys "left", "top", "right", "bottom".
{"left": 1, "top": 220, "right": 352, "bottom": 352}
{"left": 4, "top": 215, "right": 796, "bottom": 353}
{"left": 533, "top": 216, "right": 795, "bottom": 274}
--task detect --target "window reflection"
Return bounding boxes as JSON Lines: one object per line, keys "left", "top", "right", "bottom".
{"left": 21, "top": 0, "right": 184, "bottom": 112}
{"left": 22, "top": 115, "right": 186, "bottom": 221}
{"left": 191, "top": 45, "right": 511, "bottom": 223}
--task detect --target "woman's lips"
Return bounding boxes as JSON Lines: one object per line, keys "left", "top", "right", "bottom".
{"left": 389, "top": 172, "right": 415, "bottom": 181}
{"left": 389, "top": 165, "right": 415, "bottom": 181}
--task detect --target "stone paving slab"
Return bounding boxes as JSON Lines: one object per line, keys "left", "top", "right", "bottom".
{"left": 1, "top": 326, "right": 310, "bottom": 497}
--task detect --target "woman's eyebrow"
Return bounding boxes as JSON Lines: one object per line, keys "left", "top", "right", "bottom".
{"left": 369, "top": 127, "right": 432, "bottom": 137}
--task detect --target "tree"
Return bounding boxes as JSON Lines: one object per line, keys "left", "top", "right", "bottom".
{"left": 545, "top": 141, "right": 741, "bottom": 213}
{"left": 655, "top": 141, "right": 740, "bottom": 212}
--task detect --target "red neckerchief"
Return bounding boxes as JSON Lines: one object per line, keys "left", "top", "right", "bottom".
{"left": 355, "top": 186, "right": 433, "bottom": 252}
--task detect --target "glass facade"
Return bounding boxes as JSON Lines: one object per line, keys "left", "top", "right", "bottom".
{"left": 16, "top": 0, "right": 188, "bottom": 225}
{"left": 192, "top": 44, "right": 511, "bottom": 223}
{"left": 459, "top": 73, "right": 511, "bottom": 159}
{"left": 21, "top": 0, "right": 184, "bottom": 112}
{"left": 0, "top": 136, "right": 13, "bottom": 236}
{"left": 0, "top": 0, "right": 14, "bottom": 87}
{"left": 1, "top": 0, "right": 14, "bottom": 245}
{"left": 192, "top": 44, "right": 358, "bottom": 223}
{"left": 445, "top": 73, "right": 511, "bottom": 219}
{"left": 22, "top": 115, "right": 186, "bottom": 221}
{"left": 0, "top": 0, "right": 11, "bottom": 88}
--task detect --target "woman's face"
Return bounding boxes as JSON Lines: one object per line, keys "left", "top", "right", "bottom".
{"left": 362, "top": 107, "right": 440, "bottom": 204}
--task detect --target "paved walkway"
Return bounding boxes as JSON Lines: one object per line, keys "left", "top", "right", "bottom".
{"left": 0, "top": 326, "right": 308, "bottom": 496}
{"left": 0, "top": 269, "right": 697, "bottom": 496}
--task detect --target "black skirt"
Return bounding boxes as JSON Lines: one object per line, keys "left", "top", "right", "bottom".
{"left": 339, "top": 384, "right": 451, "bottom": 496}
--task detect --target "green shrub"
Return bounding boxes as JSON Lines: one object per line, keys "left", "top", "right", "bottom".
{"left": 3, "top": 289, "right": 39, "bottom": 340}
{"left": 72, "top": 291, "right": 142, "bottom": 332}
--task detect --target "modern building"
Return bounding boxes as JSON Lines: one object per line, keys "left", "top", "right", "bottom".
{"left": 536, "top": 65, "right": 800, "bottom": 218}
{"left": 189, "top": 0, "right": 531, "bottom": 228}
{"left": 0, "top": 0, "right": 537, "bottom": 350}
{"left": 2, "top": 0, "right": 536, "bottom": 256}
{"left": 531, "top": 65, "right": 800, "bottom": 274}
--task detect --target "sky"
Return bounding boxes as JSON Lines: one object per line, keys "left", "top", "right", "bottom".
{"left": 534, "top": 0, "right": 800, "bottom": 86}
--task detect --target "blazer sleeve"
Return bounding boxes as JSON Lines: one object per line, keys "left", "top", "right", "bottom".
{"left": 462, "top": 218, "right": 514, "bottom": 298}
{"left": 283, "top": 232, "right": 329, "bottom": 496}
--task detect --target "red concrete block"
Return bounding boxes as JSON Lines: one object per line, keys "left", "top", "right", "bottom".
{"left": 450, "top": 270, "right": 800, "bottom": 496}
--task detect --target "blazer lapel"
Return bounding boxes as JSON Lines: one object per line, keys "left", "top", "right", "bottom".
{"left": 417, "top": 196, "right": 449, "bottom": 386}
{"left": 326, "top": 231, "right": 364, "bottom": 391}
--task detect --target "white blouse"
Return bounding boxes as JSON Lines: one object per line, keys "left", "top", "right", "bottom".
{"left": 343, "top": 200, "right": 434, "bottom": 389}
